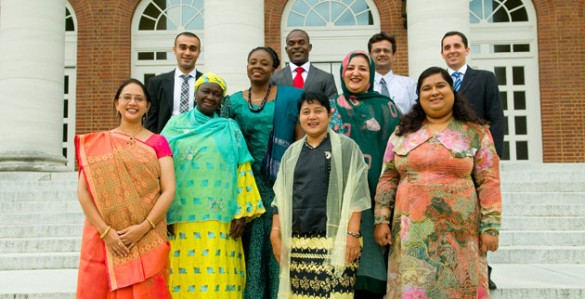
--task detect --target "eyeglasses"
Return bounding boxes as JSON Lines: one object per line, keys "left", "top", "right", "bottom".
{"left": 119, "top": 94, "right": 146, "bottom": 103}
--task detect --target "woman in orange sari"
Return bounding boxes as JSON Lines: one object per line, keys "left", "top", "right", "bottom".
{"left": 75, "top": 78, "right": 176, "bottom": 298}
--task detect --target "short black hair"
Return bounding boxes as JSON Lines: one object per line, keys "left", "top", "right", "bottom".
{"left": 174, "top": 31, "right": 200, "bottom": 47}
{"left": 441, "top": 31, "right": 469, "bottom": 50}
{"left": 368, "top": 32, "right": 396, "bottom": 54}
{"left": 297, "top": 91, "right": 331, "bottom": 115}
{"left": 286, "top": 29, "right": 310, "bottom": 43}
{"left": 247, "top": 47, "right": 280, "bottom": 69}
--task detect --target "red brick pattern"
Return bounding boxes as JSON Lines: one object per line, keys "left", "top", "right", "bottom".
{"left": 71, "top": 0, "right": 585, "bottom": 162}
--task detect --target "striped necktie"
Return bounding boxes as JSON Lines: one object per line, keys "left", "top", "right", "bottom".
{"left": 380, "top": 78, "right": 390, "bottom": 97}
{"left": 453, "top": 72, "right": 462, "bottom": 92}
{"left": 179, "top": 74, "right": 192, "bottom": 113}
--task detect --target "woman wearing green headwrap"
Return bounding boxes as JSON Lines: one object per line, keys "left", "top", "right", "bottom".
{"left": 332, "top": 50, "right": 402, "bottom": 298}
{"left": 162, "top": 73, "right": 265, "bottom": 299}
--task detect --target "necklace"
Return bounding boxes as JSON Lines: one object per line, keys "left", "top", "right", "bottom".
{"left": 247, "top": 83, "right": 272, "bottom": 113}
{"left": 116, "top": 127, "right": 143, "bottom": 145}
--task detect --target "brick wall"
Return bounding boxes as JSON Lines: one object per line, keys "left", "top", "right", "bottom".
{"left": 533, "top": 0, "right": 585, "bottom": 162}
{"left": 70, "top": 0, "right": 139, "bottom": 135}
{"left": 71, "top": 0, "right": 585, "bottom": 162}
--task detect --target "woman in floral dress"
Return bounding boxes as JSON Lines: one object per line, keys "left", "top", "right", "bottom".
{"left": 374, "top": 67, "right": 501, "bottom": 299}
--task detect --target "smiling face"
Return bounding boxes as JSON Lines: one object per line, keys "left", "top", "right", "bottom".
{"left": 299, "top": 100, "right": 331, "bottom": 140}
{"left": 173, "top": 34, "right": 201, "bottom": 73}
{"left": 343, "top": 55, "right": 371, "bottom": 94}
{"left": 195, "top": 82, "right": 223, "bottom": 116}
{"left": 370, "top": 39, "right": 394, "bottom": 72}
{"left": 115, "top": 83, "right": 150, "bottom": 123}
{"left": 285, "top": 30, "right": 312, "bottom": 66}
{"left": 441, "top": 34, "right": 469, "bottom": 71}
{"left": 247, "top": 49, "right": 275, "bottom": 84}
{"left": 419, "top": 73, "right": 455, "bottom": 120}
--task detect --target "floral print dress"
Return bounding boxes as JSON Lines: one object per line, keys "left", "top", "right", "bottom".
{"left": 375, "top": 119, "right": 502, "bottom": 299}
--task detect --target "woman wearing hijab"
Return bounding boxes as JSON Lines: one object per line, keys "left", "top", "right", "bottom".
{"left": 332, "top": 50, "right": 401, "bottom": 298}
{"left": 162, "top": 73, "right": 265, "bottom": 298}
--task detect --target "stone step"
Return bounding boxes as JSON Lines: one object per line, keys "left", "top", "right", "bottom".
{"left": 0, "top": 181, "right": 78, "bottom": 192}
{"left": 501, "top": 162, "right": 585, "bottom": 173}
{"left": 490, "top": 246, "right": 585, "bottom": 264}
{"left": 0, "top": 213, "right": 84, "bottom": 225}
{"left": 490, "top": 264, "right": 585, "bottom": 299}
{"left": 502, "top": 204, "right": 585, "bottom": 217}
{"left": 501, "top": 182, "right": 585, "bottom": 192}
{"left": 0, "top": 237, "right": 81, "bottom": 253}
{"left": 500, "top": 230, "right": 585, "bottom": 246}
{"left": 0, "top": 224, "right": 83, "bottom": 238}
{"left": 0, "top": 200, "right": 81, "bottom": 213}
{"left": 0, "top": 191, "right": 77, "bottom": 202}
{"left": 502, "top": 216, "right": 585, "bottom": 230}
{"left": 501, "top": 170, "right": 585, "bottom": 182}
{"left": 0, "top": 252, "right": 79, "bottom": 270}
{"left": 502, "top": 192, "right": 585, "bottom": 205}
{"left": 0, "top": 269, "right": 76, "bottom": 299}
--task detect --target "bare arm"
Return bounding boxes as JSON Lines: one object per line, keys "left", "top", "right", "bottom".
{"left": 346, "top": 211, "right": 362, "bottom": 263}
{"left": 270, "top": 213, "right": 282, "bottom": 263}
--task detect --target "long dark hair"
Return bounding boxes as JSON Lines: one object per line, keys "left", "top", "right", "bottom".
{"left": 113, "top": 78, "right": 151, "bottom": 119}
{"left": 396, "top": 67, "right": 486, "bottom": 136}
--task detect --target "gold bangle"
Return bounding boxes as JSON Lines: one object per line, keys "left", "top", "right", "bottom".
{"left": 100, "top": 226, "right": 111, "bottom": 239}
{"left": 272, "top": 227, "right": 280, "bottom": 230}
{"left": 347, "top": 231, "right": 361, "bottom": 238}
{"left": 145, "top": 217, "right": 156, "bottom": 229}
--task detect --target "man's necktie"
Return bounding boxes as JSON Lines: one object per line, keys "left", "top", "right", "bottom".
{"left": 179, "top": 74, "right": 192, "bottom": 113}
{"left": 293, "top": 67, "right": 304, "bottom": 89}
{"left": 453, "top": 72, "right": 462, "bottom": 92}
{"left": 380, "top": 78, "right": 391, "bottom": 98}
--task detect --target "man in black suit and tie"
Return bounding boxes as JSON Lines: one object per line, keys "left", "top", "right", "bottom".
{"left": 272, "top": 29, "right": 338, "bottom": 99}
{"left": 145, "top": 32, "right": 203, "bottom": 133}
{"left": 441, "top": 30, "right": 504, "bottom": 291}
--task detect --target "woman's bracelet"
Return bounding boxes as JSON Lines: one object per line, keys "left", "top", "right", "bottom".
{"left": 100, "top": 226, "right": 111, "bottom": 239}
{"left": 272, "top": 227, "right": 280, "bottom": 230}
{"left": 145, "top": 217, "right": 156, "bottom": 229}
{"left": 347, "top": 231, "right": 361, "bottom": 238}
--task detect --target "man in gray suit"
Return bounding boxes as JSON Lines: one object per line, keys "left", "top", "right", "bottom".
{"left": 145, "top": 32, "right": 202, "bottom": 133}
{"left": 272, "top": 29, "right": 338, "bottom": 99}
{"left": 441, "top": 30, "right": 504, "bottom": 291}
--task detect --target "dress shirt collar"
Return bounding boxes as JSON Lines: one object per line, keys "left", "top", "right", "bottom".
{"left": 447, "top": 64, "right": 468, "bottom": 76}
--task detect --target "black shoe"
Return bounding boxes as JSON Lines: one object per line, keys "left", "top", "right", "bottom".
{"left": 488, "top": 278, "right": 497, "bottom": 290}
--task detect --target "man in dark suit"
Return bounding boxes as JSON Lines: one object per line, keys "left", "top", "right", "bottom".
{"left": 441, "top": 31, "right": 504, "bottom": 291}
{"left": 145, "top": 32, "right": 203, "bottom": 133}
{"left": 272, "top": 29, "right": 338, "bottom": 99}
{"left": 441, "top": 31, "right": 504, "bottom": 157}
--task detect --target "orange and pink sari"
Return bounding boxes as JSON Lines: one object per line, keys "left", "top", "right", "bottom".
{"left": 75, "top": 132, "right": 171, "bottom": 299}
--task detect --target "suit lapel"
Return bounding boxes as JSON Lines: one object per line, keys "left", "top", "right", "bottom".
{"left": 283, "top": 64, "right": 294, "bottom": 85}
{"left": 164, "top": 71, "right": 174, "bottom": 111}
{"left": 304, "top": 64, "right": 318, "bottom": 89}
{"left": 459, "top": 67, "right": 476, "bottom": 94}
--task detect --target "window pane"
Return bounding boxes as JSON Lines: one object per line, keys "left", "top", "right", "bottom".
{"left": 63, "top": 99, "right": 69, "bottom": 118}
{"left": 288, "top": 14, "right": 304, "bottom": 26}
{"left": 494, "top": 67, "right": 507, "bottom": 86}
{"left": 62, "top": 123, "right": 68, "bottom": 142}
{"left": 314, "top": 2, "right": 329, "bottom": 21}
{"left": 138, "top": 52, "right": 155, "bottom": 60}
{"left": 336, "top": 10, "right": 355, "bottom": 26}
{"left": 516, "top": 141, "right": 529, "bottom": 160}
{"left": 492, "top": 5, "right": 510, "bottom": 23}
{"left": 514, "top": 116, "right": 527, "bottom": 135}
{"left": 504, "top": 116, "right": 509, "bottom": 135}
{"left": 502, "top": 141, "right": 510, "bottom": 161}
{"left": 510, "top": 8, "right": 528, "bottom": 22}
{"left": 63, "top": 148, "right": 68, "bottom": 159}
{"left": 513, "top": 91, "right": 526, "bottom": 110}
{"left": 306, "top": 11, "right": 326, "bottom": 26}
{"left": 513, "top": 44, "right": 530, "bottom": 52}
{"left": 493, "top": 44, "right": 511, "bottom": 53}
{"left": 500, "top": 91, "right": 508, "bottom": 110}
{"left": 513, "top": 66, "right": 525, "bottom": 85}
{"left": 156, "top": 52, "right": 168, "bottom": 60}
{"left": 64, "top": 75, "right": 69, "bottom": 94}
{"left": 505, "top": 0, "right": 523, "bottom": 11}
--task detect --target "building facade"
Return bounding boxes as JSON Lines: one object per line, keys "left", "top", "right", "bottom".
{"left": 0, "top": 0, "right": 584, "bottom": 171}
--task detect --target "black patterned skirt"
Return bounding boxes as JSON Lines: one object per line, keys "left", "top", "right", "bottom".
{"left": 290, "top": 231, "right": 359, "bottom": 298}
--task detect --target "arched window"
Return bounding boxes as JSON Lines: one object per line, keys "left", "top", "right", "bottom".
{"left": 132, "top": 0, "right": 205, "bottom": 85}
{"left": 287, "top": 0, "right": 374, "bottom": 27}
{"left": 138, "top": 0, "right": 204, "bottom": 30}
{"left": 64, "top": 3, "right": 78, "bottom": 169}
{"left": 282, "top": 0, "right": 380, "bottom": 92}
{"left": 469, "top": 0, "right": 541, "bottom": 162}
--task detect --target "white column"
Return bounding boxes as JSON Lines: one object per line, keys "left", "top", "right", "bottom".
{"left": 204, "top": 0, "right": 264, "bottom": 93}
{"left": 0, "top": 0, "right": 68, "bottom": 171}
{"left": 407, "top": 0, "right": 469, "bottom": 80}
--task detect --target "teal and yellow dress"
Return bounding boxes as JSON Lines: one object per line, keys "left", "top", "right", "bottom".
{"left": 222, "top": 85, "right": 303, "bottom": 299}
{"left": 162, "top": 108, "right": 265, "bottom": 299}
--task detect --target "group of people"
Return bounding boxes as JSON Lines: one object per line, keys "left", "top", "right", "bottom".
{"left": 75, "top": 28, "right": 502, "bottom": 299}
